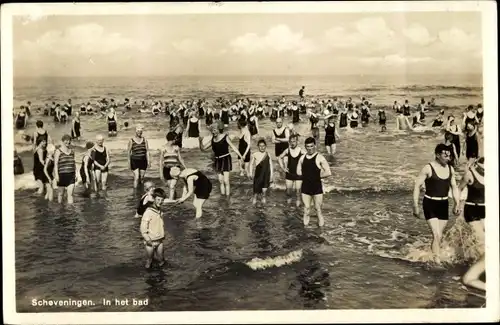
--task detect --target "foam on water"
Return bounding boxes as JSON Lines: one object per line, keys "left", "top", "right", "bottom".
{"left": 245, "top": 249, "right": 303, "bottom": 270}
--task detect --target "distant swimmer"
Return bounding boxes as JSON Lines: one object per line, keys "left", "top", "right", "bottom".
{"left": 185, "top": 112, "right": 200, "bottom": 148}
{"left": 15, "top": 106, "right": 28, "bottom": 130}
{"left": 378, "top": 108, "right": 387, "bottom": 132}
{"left": 347, "top": 109, "right": 359, "bottom": 129}
{"left": 199, "top": 123, "right": 243, "bottom": 197}
{"left": 458, "top": 157, "right": 485, "bottom": 242}
{"left": 411, "top": 112, "right": 426, "bottom": 128}
{"left": 324, "top": 116, "right": 340, "bottom": 156}
{"left": 140, "top": 188, "right": 167, "bottom": 269}
{"left": 91, "top": 135, "right": 110, "bottom": 192}
{"left": 395, "top": 111, "right": 412, "bottom": 131}
{"left": 43, "top": 103, "right": 50, "bottom": 116}
{"left": 299, "top": 86, "right": 305, "bottom": 99}
{"left": 135, "top": 181, "right": 155, "bottom": 219}
{"left": 86, "top": 102, "right": 94, "bottom": 115}
{"left": 297, "top": 137, "right": 332, "bottom": 227}
{"left": 237, "top": 120, "right": 252, "bottom": 177}
{"left": 71, "top": 112, "right": 81, "bottom": 141}
{"left": 309, "top": 112, "right": 320, "bottom": 142}
{"left": 14, "top": 150, "right": 24, "bottom": 175}
{"left": 152, "top": 102, "right": 161, "bottom": 116}
{"left": 443, "top": 132, "right": 459, "bottom": 167}
{"left": 32, "top": 120, "right": 51, "bottom": 151}
{"left": 43, "top": 144, "right": 56, "bottom": 201}
{"left": 54, "top": 135, "right": 77, "bottom": 204}
{"left": 249, "top": 139, "right": 273, "bottom": 205}
{"left": 33, "top": 138, "right": 49, "bottom": 195}
{"left": 171, "top": 118, "right": 184, "bottom": 149}
{"left": 278, "top": 134, "right": 306, "bottom": 207}
{"left": 107, "top": 107, "right": 118, "bottom": 137}
{"left": 170, "top": 166, "right": 213, "bottom": 219}
{"left": 413, "top": 144, "right": 461, "bottom": 263}
{"left": 393, "top": 101, "right": 402, "bottom": 114}
{"left": 220, "top": 105, "right": 230, "bottom": 127}
{"left": 445, "top": 116, "right": 462, "bottom": 158}
{"left": 80, "top": 141, "right": 95, "bottom": 196}
{"left": 462, "top": 105, "right": 479, "bottom": 128}
{"left": 432, "top": 110, "right": 445, "bottom": 127}
{"left": 464, "top": 123, "right": 479, "bottom": 164}
{"left": 339, "top": 105, "right": 348, "bottom": 129}
{"left": 128, "top": 125, "right": 151, "bottom": 189}
{"left": 64, "top": 99, "right": 73, "bottom": 116}
{"left": 360, "top": 102, "right": 371, "bottom": 126}
{"left": 476, "top": 104, "right": 483, "bottom": 124}
{"left": 59, "top": 104, "right": 68, "bottom": 123}
{"left": 248, "top": 112, "right": 259, "bottom": 137}
{"left": 272, "top": 118, "right": 290, "bottom": 158}
{"left": 160, "top": 132, "right": 187, "bottom": 200}
{"left": 418, "top": 98, "right": 427, "bottom": 120}
{"left": 402, "top": 100, "right": 411, "bottom": 117}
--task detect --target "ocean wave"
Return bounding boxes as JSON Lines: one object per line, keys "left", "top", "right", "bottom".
{"left": 398, "top": 85, "right": 482, "bottom": 92}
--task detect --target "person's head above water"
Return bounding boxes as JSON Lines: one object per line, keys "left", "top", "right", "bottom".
{"left": 95, "top": 134, "right": 104, "bottom": 145}
{"left": 136, "top": 125, "right": 144, "bottom": 136}
{"left": 85, "top": 141, "right": 94, "bottom": 150}
{"left": 36, "top": 120, "right": 44, "bottom": 128}
{"left": 152, "top": 188, "right": 166, "bottom": 199}
{"left": 289, "top": 134, "right": 299, "bottom": 148}
{"left": 276, "top": 118, "right": 283, "bottom": 128}
{"left": 434, "top": 143, "right": 451, "bottom": 166}
{"left": 144, "top": 181, "right": 155, "bottom": 192}
{"left": 61, "top": 134, "right": 71, "bottom": 146}
{"left": 166, "top": 131, "right": 176, "bottom": 142}
{"left": 169, "top": 166, "right": 182, "bottom": 179}
{"left": 304, "top": 137, "right": 316, "bottom": 154}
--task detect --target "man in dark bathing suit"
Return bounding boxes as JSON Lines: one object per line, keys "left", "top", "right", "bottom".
{"left": 297, "top": 137, "right": 332, "bottom": 227}
{"left": 413, "top": 143, "right": 461, "bottom": 263}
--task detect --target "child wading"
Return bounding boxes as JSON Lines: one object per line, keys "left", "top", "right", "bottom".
{"left": 249, "top": 139, "right": 273, "bottom": 205}
{"left": 140, "top": 188, "right": 167, "bottom": 269}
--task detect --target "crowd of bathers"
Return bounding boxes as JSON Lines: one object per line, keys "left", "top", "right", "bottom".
{"left": 13, "top": 86, "right": 485, "bottom": 273}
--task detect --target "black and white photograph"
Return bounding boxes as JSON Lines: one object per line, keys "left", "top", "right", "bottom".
{"left": 2, "top": 2, "right": 499, "bottom": 324}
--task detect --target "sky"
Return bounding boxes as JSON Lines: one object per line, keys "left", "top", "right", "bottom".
{"left": 12, "top": 10, "right": 483, "bottom": 77}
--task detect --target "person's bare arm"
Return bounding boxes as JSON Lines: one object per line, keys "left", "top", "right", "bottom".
{"left": 242, "top": 131, "right": 251, "bottom": 158}
{"left": 43, "top": 158, "right": 52, "bottom": 182}
{"left": 159, "top": 149, "right": 165, "bottom": 182}
{"left": 145, "top": 139, "right": 151, "bottom": 167}
{"left": 104, "top": 148, "right": 110, "bottom": 168}
{"left": 318, "top": 156, "right": 331, "bottom": 178}
{"left": 140, "top": 212, "right": 152, "bottom": 242}
{"left": 269, "top": 154, "right": 274, "bottom": 182}
{"left": 450, "top": 167, "right": 461, "bottom": 214}
{"left": 278, "top": 149, "right": 288, "bottom": 172}
{"left": 53, "top": 150, "right": 61, "bottom": 181}
{"left": 199, "top": 135, "right": 212, "bottom": 151}
{"left": 177, "top": 176, "right": 195, "bottom": 203}
{"left": 37, "top": 149, "right": 45, "bottom": 166}
{"left": 296, "top": 155, "right": 305, "bottom": 177}
{"left": 413, "top": 165, "right": 431, "bottom": 217}
{"left": 248, "top": 154, "right": 256, "bottom": 178}
{"left": 226, "top": 135, "right": 243, "bottom": 160}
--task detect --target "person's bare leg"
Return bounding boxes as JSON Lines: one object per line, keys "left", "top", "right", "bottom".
{"left": 36, "top": 180, "right": 44, "bottom": 195}
{"left": 139, "top": 170, "right": 146, "bottom": 184}
{"left": 67, "top": 184, "right": 75, "bottom": 204}
{"left": 169, "top": 179, "right": 177, "bottom": 200}
{"left": 426, "top": 218, "right": 446, "bottom": 263}
{"left": 218, "top": 174, "right": 225, "bottom": 196}
{"left": 194, "top": 197, "right": 205, "bottom": 219}
{"left": 302, "top": 194, "right": 312, "bottom": 226}
{"left": 469, "top": 220, "right": 485, "bottom": 244}
{"left": 133, "top": 169, "right": 140, "bottom": 189}
{"left": 145, "top": 245, "right": 154, "bottom": 268}
{"left": 58, "top": 186, "right": 64, "bottom": 203}
{"left": 156, "top": 243, "right": 165, "bottom": 266}
{"left": 101, "top": 172, "right": 108, "bottom": 191}
{"left": 285, "top": 180, "right": 293, "bottom": 204}
{"left": 331, "top": 144, "right": 337, "bottom": 156}
{"left": 295, "top": 181, "right": 302, "bottom": 207}
{"left": 262, "top": 188, "right": 268, "bottom": 204}
{"left": 314, "top": 194, "right": 324, "bottom": 227}
{"left": 223, "top": 172, "right": 231, "bottom": 197}
{"left": 94, "top": 170, "right": 101, "bottom": 192}
{"left": 463, "top": 255, "right": 485, "bottom": 291}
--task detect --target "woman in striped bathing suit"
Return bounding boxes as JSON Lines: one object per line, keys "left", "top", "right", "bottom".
{"left": 53, "top": 135, "right": 76, "bottom": 204}
{"left": 127, "top": 125, "right": 150, "bottom": 189}
{"left": 160, "top": 132, "right": 186, "bottom": 200}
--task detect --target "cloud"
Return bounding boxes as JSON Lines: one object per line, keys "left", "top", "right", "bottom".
{"left": 437, "top": 27, "right": 480, "bottom": 52}
{"left": 20, "top": 23, "right": 150, "bottom": 57}
{"left": 359, "top": 54, "right": 432, "bottom": 66}
{"left": 172, "top": 39, "right": 206, "bottom": 54}
{"left": 402, "top": 24, "right": 435, "bottom": 46}
{"left": 229, "top": 24, "right": 317, "bottom": 55}
{"left": 324, "top": 17, "right": 398, "bottom": 52}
